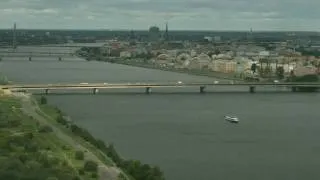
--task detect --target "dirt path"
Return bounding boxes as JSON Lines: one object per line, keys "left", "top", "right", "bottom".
{"left": 15, "top": 93, "right": 121, "bottom": 180}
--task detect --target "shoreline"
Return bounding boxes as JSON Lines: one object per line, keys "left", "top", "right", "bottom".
{"left": 85, "top": 57, "right": 243, "bottom": 81}
{"left": 36, "top": 95, "right": 166, "bottom": 180}
{"left": 0, "top": 86, "right": 166, "bottom": 180}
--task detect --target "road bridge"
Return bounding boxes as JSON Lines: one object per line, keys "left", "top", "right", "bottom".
{"left": 2, "top": 82, "right": 320, "bottom": 94}
{"left": 0, "top": 51, "right": 74, "bottom": 57}
{"left": 0, "top": 51, "right": 74, "bottom": 61}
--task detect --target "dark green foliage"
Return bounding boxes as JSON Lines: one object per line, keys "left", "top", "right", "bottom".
{"left": 251, "top": 63, "right": 257, "bottom": 73}
{"left": 68, "top": 123, "right": 166, "bottom": 180}
{"left": 40, "top": 96, "right": 47, "bottom": 105}
{"left": 18, "top": 153, "right": 30, "bottom": 163}
{"left": 75, "top": 150, "right": 84, "bottom": 160}
{"left": 297, "top": 48, "right": 320, "bottom": 57}
{"left": 7, "top": 118, "right": 22, "bottom": 127}
{"left": 78, "top": 168, "right": 85, "bottom": 175}
{"left": 24, "top": 142, "right": 39, "bottom": 152}
{"left": 56, "top": 114, "right": 67, "bottom": 125}
{"left": 84, "top": 160, "right": 98, "bottom": 172}
{"left": 288, "top": 74, "right": 319, "bottom": 92}
{"left": 72, "top": 176, "right": 81, "bottom": 180}
{"left": 91, "top": 172, "right": 98, "bottom": 178}
{"left": 0, "top": 100, "right": 80, "bottom": 180}
{"left": 24, "top": 132, "right": 34, "bottom": 140}
{"left": 276, "top": 66, "right": 284, "bottom": 79}
{"left": 46, "top": 177, "right": 58, "bottom": 180}
{"left": 38, "top": 125, "right": 53, "bottom": 133}
{"left": 118, "top": 173, "right": 127, "bottom": 180}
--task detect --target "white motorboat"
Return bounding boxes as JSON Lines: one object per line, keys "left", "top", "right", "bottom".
{"left": 224, "top": 116, "right": 239, "bottom": 123}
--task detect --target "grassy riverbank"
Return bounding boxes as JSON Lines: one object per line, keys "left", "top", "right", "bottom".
{"left": 0, "top": 95, "right": 98, "bottom": 180}
{"left": 0, "top": 90, "right": 166, "bottom": 180}
{"left": 36, "top": 96, "right": 165, "bottom": 180}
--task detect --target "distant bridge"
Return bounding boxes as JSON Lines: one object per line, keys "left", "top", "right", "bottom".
{"left": 2, "top": 82, "right": 320, "bottom": 94}
{"left": 0, "top": 51, "right": 74, "bottom": 57}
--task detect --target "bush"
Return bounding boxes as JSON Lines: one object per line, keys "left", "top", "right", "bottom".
{"left": 38, "top": 125, "right": 53, "bottom": 133}
{"left": 78, "top": 168, "right": 85, "bottom": 175}
{"left": 83, "top": 160, "right": 98, "bottom": 172}
{"left": 18, "top": 154, "right": 30, "bottom": 164}
{"left": 75, "top": 151, "right": 84, "bottom": 160}
{"left": 40, "top": 96, "right": 47, "bottom": 105}
{"left": 118, "top": 173, "right": 127, "bottom": 180}
{"left": 91, "top": 172, "right": 98, "bottom": 178}
{"left": 8, "top": 119, "right": 21, "bottom": 127}
{"left": 46, "top": 177, "right": 58, "bottom": 180}
{"left": 56, "top": 115, "right": 67, "bottom": 126}
{"left": 72, "top": 176, "right": 81, "bottom": 180}
{"left": 24, "top": 132, "right": 34, "bottom": 140}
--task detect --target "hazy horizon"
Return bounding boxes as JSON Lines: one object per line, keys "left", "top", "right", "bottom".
{"left": 0, "top": 28, "right": 319, "bottom": 33}
{"left": 1, "top": 0, "right": 320, "bottom": 31}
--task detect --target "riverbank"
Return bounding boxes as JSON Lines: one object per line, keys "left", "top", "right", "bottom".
{"left": 81, "top": 54, "right": 242, "bottom": 81}
{"left": 0, "top": 72, "right": 9, "bottom": 85}
{"left": 114, "top": 59, "right": 242, "bottom": 81}
{"left": 0, "top": 92, "right": 123, "bottom": 180}
{"left": 0, "top": 87, "right": 166, "bottom": 180}
{"left": 36, "top": 95, "right": 165, "bottom": 180}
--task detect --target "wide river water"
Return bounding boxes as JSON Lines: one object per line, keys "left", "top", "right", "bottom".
{"left": 1, "top": 48, "right": 320, "bottom": 180}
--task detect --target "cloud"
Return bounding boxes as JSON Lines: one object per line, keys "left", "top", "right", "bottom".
{"left": 0, "top": 0, "right": 320, "bottom": 30}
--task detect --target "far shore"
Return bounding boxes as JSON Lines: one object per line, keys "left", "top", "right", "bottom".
{"left": 86, "top": 57, "right": 244, "bottom": 81}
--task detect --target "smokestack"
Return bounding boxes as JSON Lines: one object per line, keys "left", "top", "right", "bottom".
{"left": 13, "top": 22, "right": 17, "bottom": 49}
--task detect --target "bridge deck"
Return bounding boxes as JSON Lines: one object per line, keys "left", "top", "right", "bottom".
{"left": 2, "top": 82, "right": 320, "bottom": 90}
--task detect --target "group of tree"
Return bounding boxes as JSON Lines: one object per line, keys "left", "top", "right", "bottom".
{"left": 54, "top": 109, "right": 165, "bottom": 180}
{"left": 0, "top": 100, "right": 81, "bottom": 180}
{"left": 286, "top": 74, "right": 319, "bottom": 92}
{"left": 296, "top": 48, "right": 320, "bottom": 57}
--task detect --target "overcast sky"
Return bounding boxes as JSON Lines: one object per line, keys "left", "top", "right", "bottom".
{"left": 0, "top": 0, "right": 320, "bottom": 31}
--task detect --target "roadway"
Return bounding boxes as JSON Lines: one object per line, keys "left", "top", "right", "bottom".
{"left": 2, "top": 82, "right": 320, "bottom": 90}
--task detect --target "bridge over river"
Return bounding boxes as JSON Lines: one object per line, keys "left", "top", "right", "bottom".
{"left": 2, "top": 82, "right": 320, "bottom": 94}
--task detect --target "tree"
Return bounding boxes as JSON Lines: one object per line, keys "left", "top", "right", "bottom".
{"left": 40, "top": 96, "right": 47, "bottom": 105}
{"left": 83, "top": 160, "right": 98, "bottom": 172}
{"left": 75, "top": 151, "right": 84, "bottom": 160}
{"left": 276, "top": 66, "right": 284, "bottom": 79}
{"left": 251, "top": 63, "right": 257, "bottom": 73}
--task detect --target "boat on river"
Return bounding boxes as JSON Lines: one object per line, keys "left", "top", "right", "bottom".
{"left": 224, "top": 116, "right": 239, "bottom": 123}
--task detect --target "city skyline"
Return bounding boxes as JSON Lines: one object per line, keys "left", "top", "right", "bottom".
{"left": 1, "top": 0, "right": 320, "bottom": 31}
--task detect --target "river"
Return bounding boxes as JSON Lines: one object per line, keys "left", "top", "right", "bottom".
{"left": 1, "top": 48, "right": 320, "bottom": 180}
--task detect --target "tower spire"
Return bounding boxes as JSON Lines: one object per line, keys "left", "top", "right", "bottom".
{"left": 13, "top": 22, "right": 17, "bottom": 49}
{"left": 165, "top": 21, "right": 169, "bottom": 41}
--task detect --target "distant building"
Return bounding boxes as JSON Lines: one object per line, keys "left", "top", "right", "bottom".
{"left": 120, "top": 51, "right": 132, "bottom": 58}
{"left": 149, "top": 26, "right": 160, "bottom": 42}
{"left": 294, "top": 66, "right": 318, "bottom": 76}
{"left": 214, "top": 36, "right": 221, "bottom": 42}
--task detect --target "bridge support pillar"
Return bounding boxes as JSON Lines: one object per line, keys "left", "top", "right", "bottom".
{"left": 200, "top": 86, "right": 206, "bottom": 93}
{"left": 93, "top": 88, "right": 99, "bottom": 94}
{"left": 249, "top": 86, "right": 256, "bottom": 93}
{"left": 145, "top": 87, "right": 151, "bottom": 94}
{"left": 44, "top": 89, "right": 49, "bottom": 95}
{"left": 291, "top": 86, "right": 297, "bottom": 92}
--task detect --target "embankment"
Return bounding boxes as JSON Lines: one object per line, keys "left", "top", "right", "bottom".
{"left": 0, "top": 72, "right": 9, "bottom": 85}
{"left": 0, "top": 85, "right": 166, "bottom": 180}
{"left": 37, "top": 95, "right": 166, "bottom": 180}
{"left": 0, "top": 93, "right": 105, "bottom": 180}
{"left": 77, "top": 51, "right": 241, "bottom": 81}
{"left": 111, "top": 59, "right": 241, "bottom": 81}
